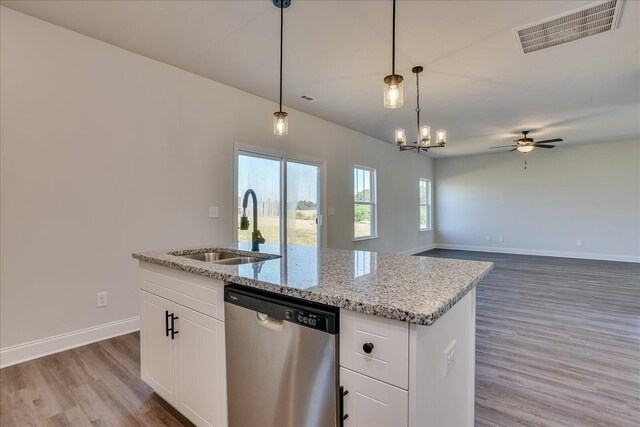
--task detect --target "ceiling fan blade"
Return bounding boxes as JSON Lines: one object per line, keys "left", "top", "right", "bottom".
{"left": 535, "top": 138, "right": 563, "bottom": 144}
{"left": 509, "top": 148, "right": 518, "bottom": 152}
{"left": 534, "top": 144, "right": 555, "bottom": 148}
{"left": 490, "top": 145, "right": 517, "bottom": 149}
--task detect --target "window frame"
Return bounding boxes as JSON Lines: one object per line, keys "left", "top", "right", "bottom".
{"left": 353, "top": 165, "right": 378, "bottom": 241}
{"left": 419, "top": 178, "right": 432, "bottom": 231}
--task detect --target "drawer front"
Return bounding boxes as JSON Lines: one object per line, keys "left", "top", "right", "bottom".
{"left": 340, "top": 367, "right": 408, "bottom": 427}
{"left": 340, "top": 309, "right": 409, "bottom": 390}
{"left": 140, "top": 262, "right": 224, "bottom": 322}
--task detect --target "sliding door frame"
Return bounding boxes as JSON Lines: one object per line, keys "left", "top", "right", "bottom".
{"left": 232, "top": 142, "right": 327, "bottom": 248}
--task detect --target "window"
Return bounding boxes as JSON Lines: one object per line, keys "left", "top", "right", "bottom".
{"left": 354, "top": 165, "right": 377, "bottom": 240}
{"left": 419, "top": 178, "right": 432, "bottom": 230}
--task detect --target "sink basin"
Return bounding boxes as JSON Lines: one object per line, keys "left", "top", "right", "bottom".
{"left": 179, "top": 252, "right": 243, "bottom": 262}
{"left": 176, "top": 251, "right": 266, "bottom": 265}
{"left": 211, "top": 256, "right": 264, "bottom": 265}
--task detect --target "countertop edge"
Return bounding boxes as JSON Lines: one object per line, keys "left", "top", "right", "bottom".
{"left": 132, "top": 251, "right": 493, "bottom": 326}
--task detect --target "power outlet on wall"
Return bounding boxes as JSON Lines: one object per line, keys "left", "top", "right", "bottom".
{"left": 442, "top": 340, "right": 457, "bottom": 377}
{"left": 577, "top": 239, "right": 583, "bottom": 247}
{"left": 96, "top": 292, "right": 108, "bottom": 308}
{"left": 499, "top": 236, "right": 504, "bottom": 242}
{"left": 208, "top": 206, "right": 219, "bottom": 218}
{"left": 486, "top": 235, "right": 492, "bottom": 242}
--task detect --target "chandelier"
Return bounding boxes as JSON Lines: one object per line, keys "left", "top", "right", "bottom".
{"left": 395, "top": 66, "right": 447, "bottom": 152}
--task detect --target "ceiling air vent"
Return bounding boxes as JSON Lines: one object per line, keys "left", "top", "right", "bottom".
{"left": 513, "top": 0, "right": 624, "bottom": 54}
{"left": 300, "top": 95, "right": 318, "bottom": 102}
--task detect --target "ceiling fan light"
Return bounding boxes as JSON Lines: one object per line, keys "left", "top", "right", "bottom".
{"left": 384, "top": 75, "right": 403, "bottom": 109}
{"left": 517, "top": 145, "right": 534, "bottom": 153}
{"left": 436, "top": 130, "right": 446, "bottom": 145}
{"left": 419, "top": 125, "right": 431, "bottom": 143}
{"left": 395, "top": 128, "right": 407, "bottom": 146}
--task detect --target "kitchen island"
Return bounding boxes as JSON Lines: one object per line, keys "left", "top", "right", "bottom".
{"left": 132, "top": 243, "right": 492, "bottom": 427}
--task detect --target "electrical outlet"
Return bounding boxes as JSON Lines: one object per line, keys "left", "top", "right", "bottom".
{"left": 96, "top": 292, "right": 108, "bottom": 308}
{"left": 499, "top": 236, "right": 504, "bottom": 242}
{"left": 208, "top": 206, "right": 219, "bottom": 218}
{"left": 328, "top": 207, "right": 336, "bottom": 216}
{"left": 577, "top": 239, "right": 583, "bottom": 247}
{"left": 443, "top": 340, "right": 457, "bottom": 376}
{"left": 486, "top": 235, "right": 492, "bottom": 242}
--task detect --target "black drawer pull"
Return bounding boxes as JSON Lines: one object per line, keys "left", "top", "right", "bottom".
{"left": 171, "top": 314, "right": 179, "bottom": 339}
{"left": 363, "top": 342, "right": 374, "bottom": 354}
{"left": 339, "top": 386, "right": 348, "bottom": 426}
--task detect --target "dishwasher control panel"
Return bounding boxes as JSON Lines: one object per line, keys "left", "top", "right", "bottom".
{"left": 285, "top": 308, "right": 328, "bottom": 332}
{"left": 225, "top": 283, "right": 339, "bottom": 334}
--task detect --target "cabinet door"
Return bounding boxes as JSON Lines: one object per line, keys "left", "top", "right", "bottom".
{"left": 176, "top": 305, "right": 227, "bottom": 427}
{"left": 340, "top": 367, "right": 408, "bottom": 427}
{"left": 140, "top": 290, "right": 177, "bottom": 404}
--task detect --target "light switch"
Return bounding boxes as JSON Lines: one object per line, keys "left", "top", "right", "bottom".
{"left": 328, "top": 207, "right": 335, "bottom": 216}
{"left": 209, "top": 206, "right": 219, "bottom": 218}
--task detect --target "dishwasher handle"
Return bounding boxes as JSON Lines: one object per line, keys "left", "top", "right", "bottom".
{"left": 256, "top": 312, "right": 284, "bottom": 331}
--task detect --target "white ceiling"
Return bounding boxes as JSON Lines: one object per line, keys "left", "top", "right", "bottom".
{"left": 2, "top": 0, "right": 639, "bottom": 157}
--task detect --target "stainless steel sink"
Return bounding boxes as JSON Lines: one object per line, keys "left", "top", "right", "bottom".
{"left": 176, "top": 251, "right": 266, "bottom": 265}
{"left": 212, "top": 256, "right": 263, "bottom": 265}
{"left": 179, "top": 252, "right": 242, "bottom": 262}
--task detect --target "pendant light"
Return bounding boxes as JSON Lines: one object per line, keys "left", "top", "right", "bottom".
{"left": 396, "top": 66, "right": 447, "bottom": 152}
{"left": 384, "top": 0, "right": 403, "bottom": 109}
{"left": 273, "top": 0, "right": 290, "bottom": 135}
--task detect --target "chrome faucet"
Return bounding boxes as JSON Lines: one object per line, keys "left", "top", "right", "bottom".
{"left": 240, "top": 189, "right": 265, "bottom": 251}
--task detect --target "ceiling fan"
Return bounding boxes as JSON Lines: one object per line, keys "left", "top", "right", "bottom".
{"left": 490, "top": 131, "right": 563, "bottom": 153}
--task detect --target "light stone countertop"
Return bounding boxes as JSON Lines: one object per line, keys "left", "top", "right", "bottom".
{"left": 132, "top": 243, "right": 493, "bottom": 326}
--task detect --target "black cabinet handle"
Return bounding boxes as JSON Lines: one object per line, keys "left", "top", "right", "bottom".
{"left": 165, "top": 311, "right": 179, "bottom": 339}
{"left": 170, "top": 314, "right": 179, "bottom": 340}
{"left": 363, "top": 342, "right": 374, "bottom": 354}
{"left": 165, "top": 310, "right": 170, "bottom": 337}
{"left": 339, "top": 386, "right": 348, "bottom": 426}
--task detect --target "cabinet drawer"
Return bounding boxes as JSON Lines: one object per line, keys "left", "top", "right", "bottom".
{"left": 140, "top": 262, "right": 224, "bottom": 321}
{"left": 340, "top": 309, "right": 409, "bottom": 390}
{"left": 340, "top": 367, "right": 408, "bottom": 427}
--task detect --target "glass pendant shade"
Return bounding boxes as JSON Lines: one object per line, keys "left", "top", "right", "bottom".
{"left": 517, "top": 145, "right": 534, "bottom": 153}
{"left": 384, "top": 75, "right": 403, "bottom": 109}
{"left": 436, "top": 130, "right": 447, "bottom": 145}
{"left": 395, "top": 128, "right": 407, "bottom": 146}
{"left": 273, "top": 112, "right": 288, "bottom": 136}
{"left": 419, "top": 125, "right": 431, "bottom": 144}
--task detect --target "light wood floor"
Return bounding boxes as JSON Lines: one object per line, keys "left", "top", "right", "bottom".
{"left": 418, "top": 249, "right": 640, "bottom": 427}
{"left": 1, "top": 250, "right": 638, "bottom": 426}
{"left": 0, "top": 332, "right": 194, "bottom": 427}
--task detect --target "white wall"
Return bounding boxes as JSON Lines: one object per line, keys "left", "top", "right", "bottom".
{"left": 434, "top": 139, "right": 640, "bottom": 262}
{"left": 0, "top": 7, "right": 434, "bottom": 356}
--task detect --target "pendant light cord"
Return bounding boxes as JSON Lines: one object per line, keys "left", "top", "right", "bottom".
{"left": 279, "top": 2, "right": 284, "bottom": 112}
{"left": 415, "top": 71, "right": 421, "bottom": 137}
{"left": 392, "top": 0, "right": 396, "bottom": 76}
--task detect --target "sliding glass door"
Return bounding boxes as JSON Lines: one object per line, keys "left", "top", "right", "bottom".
{"left": 237, "top": 153, "right": 281, "bottom": 245}
{"left": 286, "top": 161, "right": 319, "bottom": 247}
{"left": 237, "top": 150, "right": 320, "bottom": 247}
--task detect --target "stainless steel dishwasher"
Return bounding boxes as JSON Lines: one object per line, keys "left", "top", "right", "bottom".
{"left": 224, "top": 283, "right": 340, "bottom": 427}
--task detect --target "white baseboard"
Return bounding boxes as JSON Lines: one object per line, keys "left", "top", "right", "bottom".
{"left": 0, "top": 316, "right": 140, "bottom": 368}
{"left": 433, "top": 243, "right": 640, "bottom": 263}
{"left": 398, "top": 243, "right": 435, "bottom": 255}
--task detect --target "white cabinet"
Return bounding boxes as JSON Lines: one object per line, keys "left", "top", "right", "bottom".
{"left": 176, "top": 306, "right": 227, "bottom": 427}
{"left": 140, "top": 290, "right": 177, "bottom": 403}
{"left": 340, "top": 288, "right": 476, "bottom": 427}
{"left": 340, "top": 367, "right": 408, "bottom": 427}
{"left": 139, "top": 263, "right": 227, "bottom": 427}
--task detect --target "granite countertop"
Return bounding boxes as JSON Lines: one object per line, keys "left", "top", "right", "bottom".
{"left": 132, "top": 243, "right": 493, "bottom": 326}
